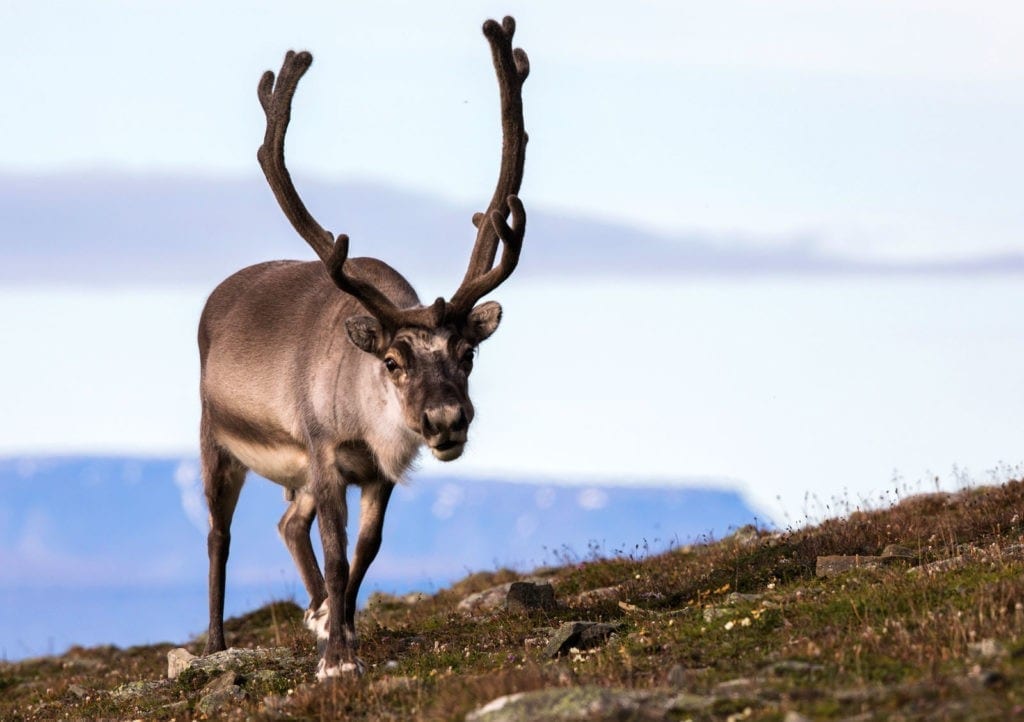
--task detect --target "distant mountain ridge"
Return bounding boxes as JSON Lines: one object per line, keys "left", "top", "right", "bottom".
{"left": 0, "top": 455, "right": 758, "bottom": 658}
{"left": 3, "top": 172, "right": 1023, "bottom": 286}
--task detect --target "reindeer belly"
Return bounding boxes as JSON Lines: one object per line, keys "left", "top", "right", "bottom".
{"left": 218, "top": 432, "right": 309, "bottom": 489}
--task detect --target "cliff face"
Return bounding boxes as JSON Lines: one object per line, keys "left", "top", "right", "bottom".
{"left": 4, "top": 481, "right": 1024, "bottom": 721}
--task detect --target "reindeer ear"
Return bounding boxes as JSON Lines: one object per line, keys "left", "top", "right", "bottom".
{"left": 465, "top": 301, "right": 502, "bottom": 344}
{"left": 345, "top": 315, "right": 387, "bottom": 353}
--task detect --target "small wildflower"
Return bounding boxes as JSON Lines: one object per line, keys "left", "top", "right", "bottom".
{"left": 724, "top": 620, "right": 735, "bottom": 631}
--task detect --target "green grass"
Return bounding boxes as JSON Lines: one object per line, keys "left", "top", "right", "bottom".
{"left": 4, "top": 480, "right": 1024, "bottom": 720}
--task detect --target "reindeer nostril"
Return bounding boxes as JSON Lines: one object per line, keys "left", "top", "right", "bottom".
{"left": 422, "top": 412, "right": 437, "bottom": 436}
{"left": 452, "top": 408, "right": 468, "bottom": 433}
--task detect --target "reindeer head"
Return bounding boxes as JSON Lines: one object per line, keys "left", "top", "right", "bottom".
{"left": 344, "top": 300, "right": 502, "bottom": 460}
{"left": 255, "top": 18, "right": 529, "bottom": 460}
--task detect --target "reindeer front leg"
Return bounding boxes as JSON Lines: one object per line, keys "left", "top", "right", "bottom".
{"left": 344, "top": 480, "right": 395, "bottom": 642}
{"left": 312, "top": 458, "right": 358, "bottom": 679}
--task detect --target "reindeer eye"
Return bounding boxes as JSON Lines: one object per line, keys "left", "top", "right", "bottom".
{"left": 384, "top": 357, "right": 400, "bottom": 373}
{"left": 460, "top": 349, "right": 476, "bottom": 368}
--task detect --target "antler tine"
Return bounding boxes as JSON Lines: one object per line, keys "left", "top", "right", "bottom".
{"left": 449, "top": 16, "right": 529, "bottom": 316}
{"left": 257, "top": 51, "right": 334, "bottom": 264}
{"left": 258, "top": 51, "right": 409, "bottom": 328}
{"left": 449, "top": 195, "right": 526, "bottom": 313}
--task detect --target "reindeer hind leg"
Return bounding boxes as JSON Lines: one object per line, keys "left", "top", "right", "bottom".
{"left": 277, "top": 489, "right": 328, "bottom": 639}
{"left": 201, "top": 422, "right": 246, "bottom": 655}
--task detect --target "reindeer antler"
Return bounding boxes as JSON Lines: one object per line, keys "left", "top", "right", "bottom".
{"left": 257, "top": 51, "right": 333, "bottom": 264}
{"left": 258, "top": 51, "right": 441, "bottom": 329}
{"left": 447, "top": 16, "right": 529, "bottom": 318}
{"left": 257, "top": 17, "right": 528, "bottom": 330}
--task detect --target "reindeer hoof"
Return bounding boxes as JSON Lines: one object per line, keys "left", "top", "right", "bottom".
{"left": 316, "top": 656, "right": 365, "bottom": 680}
{"left": 303, "top": 599, "right": 329, "bottom": 641}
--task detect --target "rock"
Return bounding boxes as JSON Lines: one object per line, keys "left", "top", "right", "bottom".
{"left": 160, "top": 700, "right": 189, "bottom": 714}
{"left": 179, "top": 646, "right": 297, "bottom": 678}
{"left": 969, "top": 665, "right": 1007, "bottom": 689}
{"left": 784, "top": 712, "right": 814, "bottom": 722}
{"left": 968, "top": 638, "right": 1007, "bottom": 660}
{"left": 704, "top": 592, "right": 765, "bottom": 621}
{"left": 727, "top": 592, "right": 764, "bottom": 604}
{"left": 666, "top": 691, "right": 716, "bottom": 713}
{"left": 466, "top": 686, "right": 674, "bottom": 721}
{"left": 724, "top": 524, "right": 764, "bottom": 547}
{"left": 167, "top": 647, "right": 197, "bottom": 679}
{"left": 713, "top": 677, "right": 759, "bottom": 697}
{"left": 505, "top": 581, "right": 557, "bottom": 613}
{"left": 910, "top": 556, "right": 968, "bottom": 575}
{"left": 666, "top": 663, "right": 687, "bottom": 687}
{"left": 703, "top": 606, "right": 728, "bottom": 622}
{"left": 111, "top": 679, "right": 167, "bottom": 699}
{"left": 543, "top": 621, "right": 623, "bottom": 658}
{"left": 67, "top": 684, "right": 88, "bottom": 699}
{"left": 571, "top": 586, "right": 623, "bottom": 606}
{"left": 246, "top": 668, "right": 290, "bottom": 695}
{"left": 458, "top": 578, "right": 552, "bottom": 615}
{"left": 203, "top": 670, "right": 243, "bottom": 695}
{"left": 815, "top": 555, "right": 887, "bottom": 578}
{"left": 880, "top": 544, "right": 917, "bottom": 561}
{"left": 768, "top": 660, "right": 825, "bottom": 676}
{"left": 196, "top": 684, "right": 246, "bottom": 715}
{"left": 368, "top": 590, "right": 425, "bottom": 608}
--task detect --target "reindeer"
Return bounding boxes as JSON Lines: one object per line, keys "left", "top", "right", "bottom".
{"left": 197, "top": 17, "right": 528, "bottom": 679}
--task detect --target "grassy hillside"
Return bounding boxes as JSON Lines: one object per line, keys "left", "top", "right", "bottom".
{"left": 4, "top": 481, "right": 1024, "bottom": 720}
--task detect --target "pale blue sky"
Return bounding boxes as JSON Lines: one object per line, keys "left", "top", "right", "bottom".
{"left": 3, "top": 1, "right": 1023, "bottom": 259}
{"left": 2, "top": 2, "right": 1024, "bottom": 522}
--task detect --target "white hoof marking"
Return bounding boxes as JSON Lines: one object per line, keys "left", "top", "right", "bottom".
{"left": 303, "top": 599, "right": 329, "bottom": 641}
{"left": 316, "top": 656, "right": 365, "bottom": 681}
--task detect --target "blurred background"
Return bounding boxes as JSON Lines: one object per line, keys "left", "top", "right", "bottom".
{"left": 2, "top": 1, "right": 1023, "bottom": 658}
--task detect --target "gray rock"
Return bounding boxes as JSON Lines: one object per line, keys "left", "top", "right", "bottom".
{"left": 368, "top": 590, "right": 426, "bottom": 608}
{"left": 506, "top": 581, "right": 557, "bottom": 613}
{"left": 179, "top": 645, "right": 298, "bottom": 678}
{"left": 816, "top": 555, "right": 888, "bottom": 578}
{"left": 570, "top": 586, "right": 623, "bottom": 606}
{"left": 67, "top": 684, "right": 88, "bottom": 699}
{"left": 727, "top": 592, "right": 764, "bottom": 604}
{"left": 880, "top": 544, "right": 917, "bottom": 561}
{"left": 768, "top": 660, "right": 826, "bottom": 676}
{"left": 666, "top": 691, "right": 716, "bottom": 713}
{"left": 968, "top": 638, "right": 1007, "bottom": 660}
{"left": 197, "top": 684, "right": 246, "bottom": 715}
{"left": 543, "top": 621, "right": 623, "bottom": 658}
{"left": 784, "top": 712, "right": 814, "bottom": 722}
{"left": 203, "top": 670, "right": 243, "bottom": 695}
{"left": 111, "top": 679, "right": 167, "bottom": 699}
{"left": 466, "top": 686, "right": 673, "bottom": 721}
{"left": 910, "top": 556, "right": 968, "bottom": 575}
{"left": 167, "top": 647, "right": 197, "bottom": 679}
{"left": 666, "top": 663, "right": 688, "bottom": 688}
{"left": 713, "top": 677, "right": 759, "bottom": 697}
{"left": 724, "top": 524, "right": 763, "bottom": 547}
{"left": 458, "top": 578, "right": 553, "bottom": 615}
{"left": 703, "top": 606, "right": 732, "bottom": 622}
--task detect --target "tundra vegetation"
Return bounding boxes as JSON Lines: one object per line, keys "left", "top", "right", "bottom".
{"left": 4, "top": 479, "right": 1024, "bottom": 720}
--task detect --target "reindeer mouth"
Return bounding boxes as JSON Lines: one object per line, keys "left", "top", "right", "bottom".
{"left": 430, "top": 440, "right": 464, "bottom": 461}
